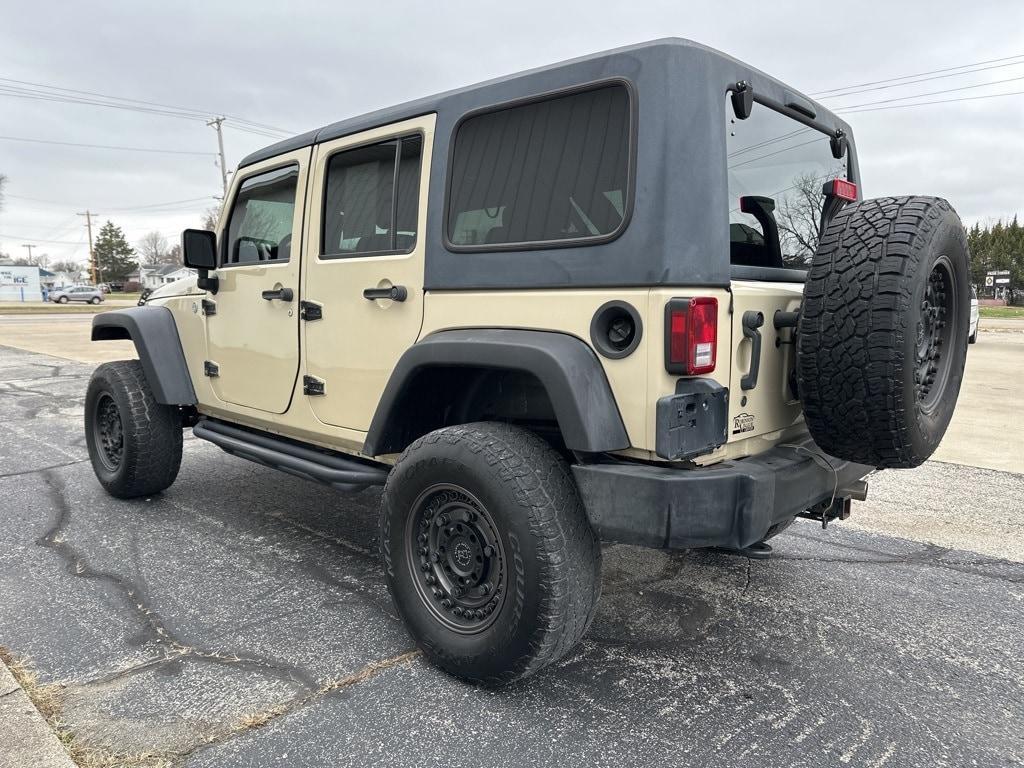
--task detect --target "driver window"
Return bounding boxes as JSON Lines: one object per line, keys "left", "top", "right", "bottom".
{"left": 224, "top": 164, "right": 299, "bottom": 266}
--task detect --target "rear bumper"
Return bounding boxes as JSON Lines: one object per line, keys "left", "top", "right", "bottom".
{"left": 572, "top": 442, "right": 874, "bottom": 550}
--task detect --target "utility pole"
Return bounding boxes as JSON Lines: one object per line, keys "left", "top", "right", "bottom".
{"left": 207, "top": 116, "right": 228, "bottom": 195}
{"left": 77, "top": 210, "right": 99, "bottom": 285}
{"left": 21, "top": 244, "right": 35, "bottom": 262}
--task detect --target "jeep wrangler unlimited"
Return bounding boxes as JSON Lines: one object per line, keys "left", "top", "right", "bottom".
{"left": 85, "top": 39, "right": 969, "bottom": 684}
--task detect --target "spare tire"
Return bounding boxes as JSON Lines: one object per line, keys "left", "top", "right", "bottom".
{"left": 796, "top": 196, "right": 969, "bottom": 469}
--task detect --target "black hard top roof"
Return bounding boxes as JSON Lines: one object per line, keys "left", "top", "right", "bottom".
{"left": 238, "top": 37, "right": 845, "bottom": 169}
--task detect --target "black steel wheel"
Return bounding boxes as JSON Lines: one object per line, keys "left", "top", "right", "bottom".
{"left": 92, "top": 393, "right": 124, "bottom": 472}
{"left": 915, "top": 257, "right": 958, "bottom": 413}
{"left": 381, "top": 422, "right": 601, "bottom": 685}
{"left": 406, "top": 484, "right": 506, "bottom": 634}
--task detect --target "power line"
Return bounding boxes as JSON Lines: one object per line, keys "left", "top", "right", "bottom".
{"left": 0, "top": 232, "right": 85, "bottom": 244}
{"left": 838, "top": 89, "right": 1024, "bottom": 114}
{"left": 832, "top": 74, "right": 1024, "bottom": 110}
{"left": 6, "top": 193, "right": 214, "bottom": 210}
{"left": 818, "top": 58, "right": 1024, "bottom": 100}
{"left": 811, "top": 53, "right": 1024, "bottom": 96}
{"left": 0, "top": 76, "right": 293, "bottom": 134}
{"left": 0, "top": 134, "right": 215, "bottom": 156}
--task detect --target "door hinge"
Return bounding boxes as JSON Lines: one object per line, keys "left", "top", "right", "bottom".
{"left": 300, "top": 300, "right": 322, "bottom": 321}
{"left": 204, "top": 360, "right": 220, "bottom": 377}
{"left": 201, "top": 298, "right": 217, "bottom": 316}
{"left": 303, "top": 375, "right": 325, "bottom": 396}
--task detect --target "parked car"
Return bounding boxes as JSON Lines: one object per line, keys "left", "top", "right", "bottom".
{"left": 51, "top": 286, "right": 104, "bottom": 304}
{"left": 85, "top": 38, "right": 970, "bottom": 685}
{"left": 969, "top": 286, "right": 980, "bottom": 344}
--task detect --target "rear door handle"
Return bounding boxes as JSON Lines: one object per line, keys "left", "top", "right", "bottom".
{"left": 363, "top": 285, "right": 407, "bottom": 302}
{"left": 261, "top": 287, "right": 294, "bottom": 302}
{"left": 741, "top": 310, "right": 764, "bottom": 391}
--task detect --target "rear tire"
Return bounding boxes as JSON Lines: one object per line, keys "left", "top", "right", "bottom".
{"left": 381, "top": 422, "right": 601, "bottom": 685}
{"left": 85, "top": 360, "right": 183, "bottom": 498}
{"left": 969, "top": 330, "right": 978, "bottom": 345}
{"left": 90, "top": 296, "right": 101, "bottom": 305}
{"left": 797, "top": 196, "right": 970, "bottom": 469}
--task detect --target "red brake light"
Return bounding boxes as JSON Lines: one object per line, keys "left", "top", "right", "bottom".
{"left": 665, "top": 297, "right": 718, "bottom": 375}
{"left": 824, "top": 178, "right": 858, "bottom": 202}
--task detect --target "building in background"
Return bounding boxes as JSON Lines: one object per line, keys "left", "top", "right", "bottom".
{"left": 127, "top": 264, "right": 197, "bottom": 291}
{"left": 0, "top": 264, "right": 43, "bottom": 301}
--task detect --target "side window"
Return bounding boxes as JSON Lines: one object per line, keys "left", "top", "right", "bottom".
{"left": 224, "top": 164, "right": 299, "bottom": 267}
{"left": 447, "top": 84, "right": 631, "bottom": 249}
{"left": 322, "top": 135, "right": 423, "bottom": 258}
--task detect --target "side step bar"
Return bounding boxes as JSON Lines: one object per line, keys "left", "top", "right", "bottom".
{"left": 193, "top": 419, "right": 389, "bottom": 491}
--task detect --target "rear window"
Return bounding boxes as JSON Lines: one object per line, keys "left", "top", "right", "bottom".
{"left": 447, "top": 83, "right": 631, "bottom": 249}
{"left": 727, "top": 98, "right": 847, "bottom": 269}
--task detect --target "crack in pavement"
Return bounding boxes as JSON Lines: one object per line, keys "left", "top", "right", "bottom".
{"left": 0, "top": 459, "right": 90, "bottom": 479}
{"left": 34, "top": 469, "right": 320, "bottom": 693}
{"left": 780, "top": 533, "right": 1024, "bottom": 583}
{"left": 176, "top": 649, "right": 421, "bottom": 762}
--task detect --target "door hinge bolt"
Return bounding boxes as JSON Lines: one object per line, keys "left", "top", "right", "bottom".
{"left": 203, "top": 360, "right": 220, "bottom": 377}
{"left": 201, "top": 298, "right": 217, "bottom": 316}
{"left": 303, "top": 375, "right": 325, "bottom": 396}
{"left": 300, "top": 301, "right": 323, "bottom": 321}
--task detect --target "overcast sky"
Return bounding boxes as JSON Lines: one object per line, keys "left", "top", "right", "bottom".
{"left": 1, "top": 0, "right": 1022, "bottom": 266}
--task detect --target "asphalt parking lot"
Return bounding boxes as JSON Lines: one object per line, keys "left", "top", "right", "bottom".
{"left": 1, "top": 335, "right": 1022, "bottom": 767}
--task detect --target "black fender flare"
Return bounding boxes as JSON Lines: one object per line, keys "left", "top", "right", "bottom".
{"left": 363, "top": 328, "right": 630, "bottom": 456}
{"left": 91, "top": 306, "right": 197, "bottom": 406}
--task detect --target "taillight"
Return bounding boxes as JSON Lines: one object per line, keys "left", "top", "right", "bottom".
{"left": 823, "top": 178, "right": 858, "bottom": 202}
{"left": 665, "top": 297, "right": 718, "bottom": 375}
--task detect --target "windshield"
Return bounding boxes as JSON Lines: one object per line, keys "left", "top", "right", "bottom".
{"left": 726, "top": 98, "right": 848, "bottom": 269}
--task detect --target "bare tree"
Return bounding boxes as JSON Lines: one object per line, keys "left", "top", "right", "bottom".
{"left": 201, "top": 206, "right": 221, "bottom": 231}
{"left": 51, "top": 259, "right": 83, "bottom": 278}
{"left": 775, "top": 172, "right": 830, "bottom": 267}
{"left": 138, "top": 231, "right": 171, "bottom": 266}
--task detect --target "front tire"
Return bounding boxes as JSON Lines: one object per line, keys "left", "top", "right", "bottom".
{"left": 381, "top": 422, "right": 601, "bottom": 685}
{"left": 58, "top": 296, "right": 69, "bottom": 304}
{"left": 85, "top": 360, "right": 183, "bottom": 499}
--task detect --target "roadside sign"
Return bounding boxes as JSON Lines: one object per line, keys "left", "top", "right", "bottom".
{"left": 996, "top": 278, "right": 1011, "bottom": 285}
{"left": 987, "top": 270, "right": 1011, "bottom": 276}
{"left": 985, "top": 276, "right": 994, "bottom": 286}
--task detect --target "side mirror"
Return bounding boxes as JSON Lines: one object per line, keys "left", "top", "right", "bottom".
{"left": 182, "top": 229, "right": 217, "bottom": 269}
{"left": 181, "top": 229, "right": 219, "bottom": 293}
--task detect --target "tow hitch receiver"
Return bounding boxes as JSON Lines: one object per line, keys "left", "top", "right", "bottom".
{"left": 800, "top": 496, "right": 852, "bottom": 529}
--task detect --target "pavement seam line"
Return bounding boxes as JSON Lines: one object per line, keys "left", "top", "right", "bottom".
{"left": 0, "top": 651, "right": 76, "bottom": 768}
{"left": 178, "top": 649, "right": 422, "bottom": 761}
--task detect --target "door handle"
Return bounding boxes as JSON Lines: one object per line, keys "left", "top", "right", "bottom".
{"left": 363, "top": 285, "right": 408, "bottom": 302}
{"left": 261, "top": 287, "right": 294, "bottom": 302}
{"left": 741, "top": 310, "right": 764, "bottom": 391}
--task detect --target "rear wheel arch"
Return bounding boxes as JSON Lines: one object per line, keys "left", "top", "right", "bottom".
{"left": 363, "top": 329, "right": 630, "bottom": 457}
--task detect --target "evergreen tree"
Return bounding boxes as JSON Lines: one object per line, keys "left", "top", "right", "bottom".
{"left": 967, "top": 217, "right": 1024, "bottom": 304}
{"left": 93, "top": 221, "right": 137, "bottom": 283}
